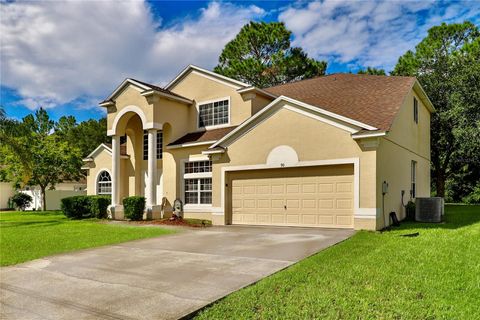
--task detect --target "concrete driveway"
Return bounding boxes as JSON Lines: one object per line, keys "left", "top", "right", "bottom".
{"left": 0, "top": 225, "right": 354, "bottom": 320}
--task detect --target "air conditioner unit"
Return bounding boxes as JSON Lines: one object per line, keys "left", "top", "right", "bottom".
{"left": 415, "top": 197, "right": 444, "bottom": 223}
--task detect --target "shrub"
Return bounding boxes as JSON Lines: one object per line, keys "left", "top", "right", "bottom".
{"left": 11, "top": 193, "right": 33, "bottom": 211}
{"left": 463, "top": 184, "right": 480, "bottom": 204}
{"left": 123, "top": 196, "right": 145, "bottom": 221}
{"left": 61, "top": 196, "right": 91, "bottom": 219}
{"left": 405, "top": 201, "right": 416, "bottom": 221}
{"left": 89, "top": 196, "right": 111, "bottom": 219}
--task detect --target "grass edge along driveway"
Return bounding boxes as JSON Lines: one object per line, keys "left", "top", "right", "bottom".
{"left": 196, "top": 205, "right": 480, "bottom": 320}
{"left": 0, "top": 211, "right": 175, "bottom": 266}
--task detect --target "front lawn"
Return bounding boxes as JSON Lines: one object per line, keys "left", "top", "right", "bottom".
{"left": 0, "top": 211, "right": 175, "bottom": 266}
{"left": 196, "top": 205, "right": 480, "bottom": 319}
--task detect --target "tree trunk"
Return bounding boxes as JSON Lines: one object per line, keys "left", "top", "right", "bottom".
{"left": 435, "top": 171, "right": 446, "bottom": 198}
{"left": 41, "top": 186, "right": 47, "bottom": 211}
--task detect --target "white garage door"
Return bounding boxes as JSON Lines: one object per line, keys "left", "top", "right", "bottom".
{"left": 230, "top": 165, "right": 354, "bottom": 228}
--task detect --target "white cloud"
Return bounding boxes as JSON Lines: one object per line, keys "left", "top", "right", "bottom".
{"left": 0, "top": 1, "right": 264, "bottom": 110}
{"left": 279, "top": 0, "right": 479, "bottom": 72}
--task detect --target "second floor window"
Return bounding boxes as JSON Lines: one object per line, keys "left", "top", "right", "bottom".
{"left": 413, "top": 97, "right": 418, "bottom": 124}
{"left": 198, "top": 99, "right": 229, "bottom": 128}
{"left": 143, "top": 130, "right": 163, "bottom": 160}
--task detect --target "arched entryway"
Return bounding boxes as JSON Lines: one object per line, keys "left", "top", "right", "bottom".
{"left": 109, "top": 106, "right": 163, "bottom": 219}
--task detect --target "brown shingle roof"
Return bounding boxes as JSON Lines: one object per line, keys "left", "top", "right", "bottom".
{"left": 130, "top": 78, "right": 191, "bottom": 101}
{"left": 264, "top": 73, "right": 416, "bottom": 131}
{"left": 169, "top": 126, "right": 238, "bottom": 146}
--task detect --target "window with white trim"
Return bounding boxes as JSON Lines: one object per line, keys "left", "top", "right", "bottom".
{"left": 97, "top": 171, "right": 112, "bottom": 195}
{"left": 411, "top": 160, "right": 417, "bottom": 198}
{"left": 156, "top": 131, "right": 162, "bottom": 159}
{"left": 183, "top": 160, "right": 212, "bottom": 205}
{"left": 143, "top": 130, "right": 163, "bottom": 160}
{"left": 198, "top": 99, "right": 229, "bottom": 127}
{"left": 143, "top": 130, "right": 148, "bottom": 160}
{"left": 413, "top": 97, "right": 418, "bottom": 124}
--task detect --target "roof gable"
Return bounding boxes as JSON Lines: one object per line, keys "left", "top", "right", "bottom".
{"left": 165, "top": 65, "right": 250, "bottom": 91}
{"left": 264, "top": 73, "right": 428, "bottom": 131}
{"left": 100, "top": 78, "right": 192, "bottom": 106}
{"left": 210, "top": 96, "right": 377, "bottom": 149}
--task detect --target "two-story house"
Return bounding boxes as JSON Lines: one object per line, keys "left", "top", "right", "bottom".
{"left": 82, "top": 65, "right": 434, "bottom": 230}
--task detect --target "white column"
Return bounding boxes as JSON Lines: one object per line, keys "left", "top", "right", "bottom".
{"left": 111, "top": 135, "right": 120, "bottom": 207}
{"left": 146, "top": 129, "right": 157, "bottom": 208}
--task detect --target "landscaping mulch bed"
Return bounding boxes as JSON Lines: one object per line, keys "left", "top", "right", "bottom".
{"left": 130, "top": 218, "right": 212, "bottom": 228}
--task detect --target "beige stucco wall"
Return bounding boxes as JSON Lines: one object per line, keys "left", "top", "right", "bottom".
{"left": 213, "top": 105, "right": 377, "bottom": 228}
{"left": 376, "top": 88, "right": 431, "bottom": 226}
{"left": 107, "top": 86, "right": 154, "bottom": 133}
{"left": 170, "top": 72, "right": 255, "bottom": 131}
{"left": 89, "top": 71, "right": 432, "bottom": 231}
{"left": 0, "top": 182, "right": 15, "bottom": 209}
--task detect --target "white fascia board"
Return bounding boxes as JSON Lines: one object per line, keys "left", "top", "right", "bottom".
{"left": 280, "top": 96, "right": 378, "bottom": 130}
{"left": 413, "top": 80, "right": 435, "bottom": 113}
{"left": 104, "top": 78, "right": 150, "bottom": 102}
{"left": 352, "top": 132, "right": 387, "bottom": 139}
{"left": 99, "top": 101, "right": 115, "bottom": 108}
{"left": 141, "top": 89, "right": 193, "bottom": 105}
{"left": 202, "top": 148, "right": 225, "bottom": 155}
{"left": 85, "top": 143, "right": 111, "bottom": 159}
{"left": 166, "top": 140, "right": 216, "bottom": 150}
{"left": 237, "top": 86, "right": 278, "bottom": 99}
{"left": 210, "top": 95, "right": 377, "bottom": 149}
{"left": 165, "top": 65, "right": 250, "bottom": 90}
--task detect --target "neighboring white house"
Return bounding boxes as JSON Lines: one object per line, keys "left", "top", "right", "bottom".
{"left": 0, "top": 180, "right": 87, "bottom": 210}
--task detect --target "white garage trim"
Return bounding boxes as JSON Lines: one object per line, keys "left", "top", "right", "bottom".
{"left": 219, "top": 157, "right": 361, "bottom": 221}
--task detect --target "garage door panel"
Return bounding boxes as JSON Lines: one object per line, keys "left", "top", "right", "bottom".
{"left": 318, "top": 215, "right": 334, "bottom": 225}
{"left": 318, "top": 199, "right": 334, "bottom": 209}
{"left": 230, "top": 165, "right": 353, "bottom": 228}
{"left": 318, "top": 183, "right": 334, "bottom": 193}
{"left": 336, "top": 215, "right": 353, "bottom": 226}
{"left": 336, "top": 199, "right": 353, "bottom": 209}
{"left": 336, "top": 182, "right": 353, "bottom": 193}
{"left": 271, "top": 184, "right": 285, "bottom": 194}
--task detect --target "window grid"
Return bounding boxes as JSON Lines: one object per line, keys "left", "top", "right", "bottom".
{"left": 143, "top": 130, "right": 148, "bottom": 160}
{"left": 143, "top": 130, "right": 163, "bottom": 160}
{"left": 184, "top": 160, "right": 212, "bottom": 174}
{"left": 97, "top": 171, "right": 112, "bottom": 195}
{"left": 184, "top": 178, "right": 212, "bottom": 205}
{"left": 157, "top": 131, "right": 162, "bottom": 159}
{"left": 198, "top": 99, "right": 229, "bottom": 127}
{"left": 184, "top": 160, "right": 212, "bottom": 205}
{"left": 413, "top": 97, "right": 418, "bottom": 124}
{"left": 411, "top": 160, "right": 417, "bottom": 198}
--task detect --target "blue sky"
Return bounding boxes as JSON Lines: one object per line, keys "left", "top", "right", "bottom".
{"left": 1, "top": 0, "right": 479, "bottom": 122}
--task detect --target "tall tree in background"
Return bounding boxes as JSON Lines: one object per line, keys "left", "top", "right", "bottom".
{"left": 357, "top": 67, "right": 386, "bottom": 75}
{"left": 393, "top": 22, "right": 480, "bottom": 199}
{"left": 56, "top": 116, "right": 109, "bottom": 158}
{"left": 1, "top": 108, "right": 83, "bottom": 210}
{"left": 214, "top": 22, "right": 327, "bottom": 88}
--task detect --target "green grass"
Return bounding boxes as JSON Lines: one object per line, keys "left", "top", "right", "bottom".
{"left": 196, "top": 205, "right": 480, "bottom": 320}
{"left": 0, "top": 211, "right": 175, "bottom": 266}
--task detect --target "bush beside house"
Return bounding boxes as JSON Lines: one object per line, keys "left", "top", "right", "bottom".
{"left": 123, "top": 196, "right": 145, "bottom": 221}
{"left": 61, "top": 195, "right": 110, "bottom": 219}
{"left": 11, "top": 193, "right": 33, "bottom": 211}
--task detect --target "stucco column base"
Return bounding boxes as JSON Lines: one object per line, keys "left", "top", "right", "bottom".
{"left": 110, "top": 205, "right": 124, "bottom": 220}
{"left": 146, "top": 205, "right": 162, "bottom": 220}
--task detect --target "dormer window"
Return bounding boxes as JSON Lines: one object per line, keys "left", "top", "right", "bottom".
{"left": 198, "top": 98, "right": 229, "bottom": 128}
{"left": 413, "top": 97, "right": 418, "bottom": 124}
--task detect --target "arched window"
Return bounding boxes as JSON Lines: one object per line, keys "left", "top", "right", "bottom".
{"left": 97, "top": 171, "right": 112, "bottom": 195}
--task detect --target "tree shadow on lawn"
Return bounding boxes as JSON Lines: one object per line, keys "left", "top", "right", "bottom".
{"left": 0, "top": 220, "right": 66, "bottom": 228}
{"left": 392, "top": 204, "right": 480, "bottom": 231}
